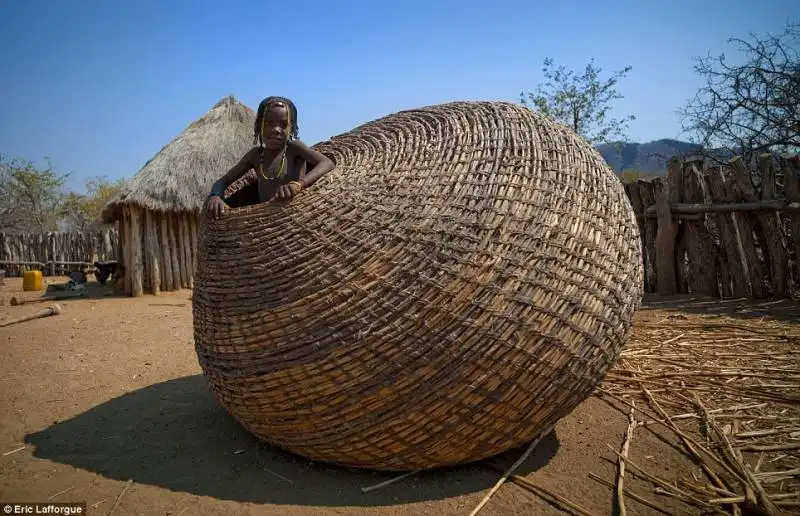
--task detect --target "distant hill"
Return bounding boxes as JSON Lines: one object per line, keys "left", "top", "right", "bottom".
{"left": 596, "top": 139, "right": 704, "bottom": 176}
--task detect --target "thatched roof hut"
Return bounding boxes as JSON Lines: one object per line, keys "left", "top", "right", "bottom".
{"left": 102, "top": 96, "right": 256, "bottom": 297}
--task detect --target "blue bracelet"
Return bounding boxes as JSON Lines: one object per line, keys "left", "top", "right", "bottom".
{"left": 209, "top": 181, "right": 226, "bottom": 198}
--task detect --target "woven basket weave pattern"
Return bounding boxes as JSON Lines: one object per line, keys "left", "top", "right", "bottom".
{"left": 193, "top": 101, "right": 643, "bottom": 471}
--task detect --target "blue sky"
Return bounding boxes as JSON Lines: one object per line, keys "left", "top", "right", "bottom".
{"left": 0, "top": 0, "right": 795, "bottom": 193}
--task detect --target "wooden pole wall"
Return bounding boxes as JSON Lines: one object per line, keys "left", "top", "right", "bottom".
{"left": 144, "top": 210, "right": 161, "bottom": 296}
{"left": 681, "top": 159, "right": 719, "bottom": 297}
{"left": 726, "top": 157, "right": 765, "bottom": 298}
{"left": 785, "top": 155, "right": 800, "bottom": 284}
{"left": 122, "top": 209, "right": 132, "bottom": 296}
{"left": 130, "top": 206, "right": 144, "bottom": 297}
{"left": 169, "top": 215, "right": 183, "bottom": 290}
{"left": 110, "top": 206, "right": 201, "bottom": 297}
{"left": 189, "top": 214, "right": 198, "bottom": 279}
{"left": 180, "top": 214, "right": 193, "bottom": 289}
{"left": 654, "top": 158, "right": 681, "bottom": 295}
{"left": 630, "top": 151, "right": 799, "bottom": 300}
{"left": 159, "top": 214, "right": 175, "bottom": 292}
{"left": 753, "top": 154, "right": 788, "bottom": 297}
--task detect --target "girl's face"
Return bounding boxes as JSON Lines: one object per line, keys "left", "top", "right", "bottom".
{"left": 261, "top": 104, "right": 291, "bottom": 150}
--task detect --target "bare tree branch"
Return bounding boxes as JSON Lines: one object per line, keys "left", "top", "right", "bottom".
{"left": 680, "top": 22, "right": 800, "bottom": 165}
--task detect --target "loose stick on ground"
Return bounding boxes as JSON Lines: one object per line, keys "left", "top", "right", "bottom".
{"left": 0, "top": 304, "right": 61, "bottom": 328}
{"left": 709, "top": 492, "right": 800, "bottom": 505}
{"left": 606, "top": 448, "right": 724, "bottom": 513}
{"left": 617, "top": 403, "right": 636, "bottom": 516}
{"left": 47, "top": 486, "right": 75, "bottom": 500}
{"left": 484, "top": 463, "right": 596, "bottom": 516}
{"left": 587, "top": 473, "right": 682, "bottom": 516}
{"left": 599, "top": 388, "right": 739, "bottom": 482}
{"left": 642, "top": 388, "right": 741, "bottom": 486}
{"left": 740, "top": 443, "right": 800, "bottom": 452}
{"left": 107, "top": 479, "right": 133, "bottom": 516}
{"left": 2, "top": 445, "right": 26, "bottom": 456}
{"left": 469, "top": 426, "right": 553, "bottom": 516}
{"left": 506, "top": 473, "right": 598, "bottom": 516}
{"left": 263, "top": 467, "right": 294, "bottom": 485}
{"left": 696, "top": 395, "right": 782, "bottom": 516}
{"left": 754, "top": 468, "right": 800, "bottom": 479}
{"left": 638, "top": 322, "right": 793, "bottom": 337}
{"left": 360, "top": 470, "right": 420, "bottom": 493}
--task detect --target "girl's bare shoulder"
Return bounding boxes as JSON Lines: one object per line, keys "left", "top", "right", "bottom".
{"left": 243, "top": 145, "right": 262, "bottom": 163}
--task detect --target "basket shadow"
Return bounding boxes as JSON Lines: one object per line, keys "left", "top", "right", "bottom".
{"left": 24, "top": 374, "right": 559, "bottom": 507}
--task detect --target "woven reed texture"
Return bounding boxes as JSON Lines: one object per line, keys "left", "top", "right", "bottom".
{"left": 193, "top": 101, "right": 643, "bottom": 471}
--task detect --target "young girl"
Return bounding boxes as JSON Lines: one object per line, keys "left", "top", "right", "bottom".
{"left": 206, "top": 96, "right": 335, "bottom": 218}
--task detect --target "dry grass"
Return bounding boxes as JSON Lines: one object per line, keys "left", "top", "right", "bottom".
{"left": 598, "top": 302, "right": 800, "bottom": 515}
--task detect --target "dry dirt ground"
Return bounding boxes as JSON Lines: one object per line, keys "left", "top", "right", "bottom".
{"left": 0, "top": 276, "right": 797, "bottom": 515}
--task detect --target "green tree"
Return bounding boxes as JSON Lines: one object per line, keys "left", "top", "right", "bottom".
{"left": 60, "top": 176, "right": 126, "bottom": 232}
{"left": 520, "top": 58, "right": 636, "bottom": 145}
{"left": 619, "top": 169, "right": 649, "bottom": 184}
{"left": 0, "top": 154, "right": 70, "bottom": 233}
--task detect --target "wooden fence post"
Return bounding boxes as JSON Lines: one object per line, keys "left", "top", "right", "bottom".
{"left": 781, "top": 154, "right": 800, "bottom": 287}
{"left": 129, "top": 206, "right": 144, "bottom": 297}
{"left": 625, "top": 182, "right": 650, "bottom": 290}
{"left": 705, "top": 167, "right": 750, "bottom": 297}
{"left": 655, "top": 158, "right": 682, "bottom": 295}
{"left": 49, "top": 233, "right": 56, "bottom": 276}
{"left": 753, "top": 154, "right": 789, "bottom": 297}
{"left": 727, "top": 156, "right": 766, "bottom": 298}
{"left": 159, "top": 214, "right": 175, "bottom": 291}
{"left": 181, "top": 213, "right": 193, "bottom": 289}
{"left": 641, "top": 180, "right": 659, "bottom": 293}
{"left": 168, "top": 215, "right": 183, "bottom": 289}
{"left": 682, "top": 158, "right": 719, "bottom": 297}
{"left": 144, "top": 210, "right": 161, "bottom": 296}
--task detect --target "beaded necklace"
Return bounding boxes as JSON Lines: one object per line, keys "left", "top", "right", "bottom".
{"left": 259, "top": 151, "right": 287, "bottom": 180}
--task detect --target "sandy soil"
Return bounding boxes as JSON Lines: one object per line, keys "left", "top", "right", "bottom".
{"left": 1, "top": 276, "right": 793, "bottom": 515}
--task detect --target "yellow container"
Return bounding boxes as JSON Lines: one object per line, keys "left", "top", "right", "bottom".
{"left": 22, "top": 270, "right": 43, "bottom": 291}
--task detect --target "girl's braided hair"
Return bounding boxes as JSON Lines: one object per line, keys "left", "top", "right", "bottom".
{"left": 254, "top": 96, "right": 299, "bottom": 146}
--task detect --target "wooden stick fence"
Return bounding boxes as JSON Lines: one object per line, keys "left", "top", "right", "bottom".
{"left": 625, "top": 152, "right": 800, "bottom": 299}
{"left": 0, "top": 229, "right": 118, "bottom": 277}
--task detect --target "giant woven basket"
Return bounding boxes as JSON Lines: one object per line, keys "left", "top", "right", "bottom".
{"left": 193, "top": 101, "right": 643, "bottom": 471}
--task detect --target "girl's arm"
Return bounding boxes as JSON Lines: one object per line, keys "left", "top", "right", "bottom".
{"left": 209, "top": 147, "right": 259, "bottom": 197}
{"left": 290, "top": 140, "right": 335, "bottom": 188}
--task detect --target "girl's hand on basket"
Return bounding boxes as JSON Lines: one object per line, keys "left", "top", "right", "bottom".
{"left": 272, "top": 181, "right": 304, "bottom": 202}
{"left": 207, "top": 196, "right": 228, "bottom": 219}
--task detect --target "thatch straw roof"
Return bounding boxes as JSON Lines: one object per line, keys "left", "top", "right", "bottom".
{"left": 102, "top": 96, "right": 255, "bottom": 223}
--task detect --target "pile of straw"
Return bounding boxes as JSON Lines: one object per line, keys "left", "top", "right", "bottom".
{"left": 599, "top": 308, "right": 800, "bottom": 515}
{"left": 193, "top": 100, "right": 643, "bottom": 471}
